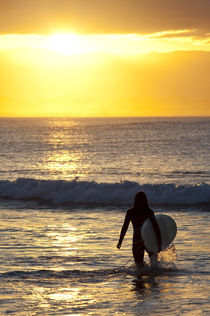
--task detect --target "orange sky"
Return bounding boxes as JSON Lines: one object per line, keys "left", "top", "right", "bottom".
{"left": 0, "top": 0, "right": 210, "bottom": 116}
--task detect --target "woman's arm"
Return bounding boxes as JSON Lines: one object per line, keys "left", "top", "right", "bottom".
{"left": 117, "top": 211, "right": 130, "bottom": 249}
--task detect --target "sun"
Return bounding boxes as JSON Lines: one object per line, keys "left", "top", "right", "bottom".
{"left": 47, "top": 33, "right": 92, "bottom": 55}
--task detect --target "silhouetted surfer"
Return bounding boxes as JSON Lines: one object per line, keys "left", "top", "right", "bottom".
{"left": 117, "top": 191, "right": 162, "bottom": 267}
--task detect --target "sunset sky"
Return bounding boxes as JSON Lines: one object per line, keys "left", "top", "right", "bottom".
{"left": 0, "top": 0, "right": 210, "bottom": 116}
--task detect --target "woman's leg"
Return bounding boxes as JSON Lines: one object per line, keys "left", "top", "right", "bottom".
{"left": 132, "top": 241, "right": 145, "bottom": 266}
{"left": 147, "top": 251, "right": 158, "bottom": 266}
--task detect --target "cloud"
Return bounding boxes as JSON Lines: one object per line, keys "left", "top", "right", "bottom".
{"left": 147, "top": 29, "right": 210, "bottom": 41}
{"left": 147, "top": 29, "right": 196, "bottom": 39}
{"left": 0, "top": 0, "right": 209, "bottom": 35}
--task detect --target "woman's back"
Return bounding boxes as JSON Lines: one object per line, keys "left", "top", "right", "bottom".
{"left": 128, "top": 207, "right": 154, "bottom": 231}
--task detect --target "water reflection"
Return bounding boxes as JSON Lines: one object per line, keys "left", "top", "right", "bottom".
{"left": 133, "top": 275, "right": 159, "bottom": 295}
{"left": 41, "top": 120, "right": 87, "bottom": 180}
{"left": 49, "top": 287, "right": 80, "bottom": 301}
{"left": 43, "top": 151, "right": 82, "bottom": 178}
{"left": 46, "top": 224, "right": 79, "bottom": 244}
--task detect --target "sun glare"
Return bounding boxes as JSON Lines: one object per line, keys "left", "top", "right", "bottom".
{"left": 1, "top": 31, "right": 209, "bottom": 56}
{"left": 47, "top": 33, "right": 93, "bottom": 55}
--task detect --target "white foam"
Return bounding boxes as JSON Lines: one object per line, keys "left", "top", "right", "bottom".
{"left": 0, "top": 178, "right": 209, "bottom": 206}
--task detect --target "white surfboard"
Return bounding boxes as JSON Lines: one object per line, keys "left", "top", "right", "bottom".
{"left": 141, "top": 214, "right": 177, "bottom": 253}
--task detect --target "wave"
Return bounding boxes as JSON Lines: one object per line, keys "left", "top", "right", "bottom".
{"left": 0, "top": 265, "right": 182, "bottom": 281}
{"left": 2, "top": 266, "right": 206, "bottom": 282}
{"left": 0, "top": 178, "right": 209, "bottom": 207}
{"left": 0, "top": 267, "right": 129, "bottom": 283}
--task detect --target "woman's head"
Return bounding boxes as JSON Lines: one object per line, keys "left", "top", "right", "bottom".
{"left": 133, "top": 191, "right": 150, "bottom": 210}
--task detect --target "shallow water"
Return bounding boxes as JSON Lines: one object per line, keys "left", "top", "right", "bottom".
{"left": 0, "top": 204, "right": 209, "bottom": 315}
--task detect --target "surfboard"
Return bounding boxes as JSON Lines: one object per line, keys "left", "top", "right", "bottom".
{"left": 141, "top": 214, "right": 177, "bottom": 253}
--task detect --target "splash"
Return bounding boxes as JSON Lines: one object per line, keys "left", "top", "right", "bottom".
{"left": 158, "top": 244, "right": 177, "bottom": 268}
{"left": 127, "top": 244, "right": 178, "bottom": 277}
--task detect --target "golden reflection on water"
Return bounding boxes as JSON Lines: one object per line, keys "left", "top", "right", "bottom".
{"left": 49, "top": 287, "right": 80, "bottom": 301}
{"left": 43, "top": 151, "right": 81, "bottom": 177}
{"left": 44, "top": 224, "right": 83, "bottom": 256}
{"left": 23, "top": 283, "right": 97, "bottom": 312}
{"left": 49, "top": 287, "right": 95, "bottom": 306}
{"left": 41, "top": 120, "right": 87, "bottom": 179}
{"left": 7, "top": 273, "right": 206, "bottom": 316}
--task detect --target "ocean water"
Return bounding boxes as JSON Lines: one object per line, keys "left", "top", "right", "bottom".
{"left": 0, "top": 117, "right": 209, "bottom": 315}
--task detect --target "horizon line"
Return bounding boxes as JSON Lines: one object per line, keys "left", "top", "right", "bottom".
{"left": 0, "top": 115, "right": 209, "bottom": 119}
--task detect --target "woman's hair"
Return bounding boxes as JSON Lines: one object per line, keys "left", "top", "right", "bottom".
{"left": 133, "top": 191, "right": 150, "bottom": 210}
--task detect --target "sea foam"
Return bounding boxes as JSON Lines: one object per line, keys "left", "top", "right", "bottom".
{"left": 0, "top": 178, "right": 209, "bottom": 207}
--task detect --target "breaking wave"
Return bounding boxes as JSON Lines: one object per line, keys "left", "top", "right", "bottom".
{"left": 0, "top": 178, "right": 209, "bottom": 207}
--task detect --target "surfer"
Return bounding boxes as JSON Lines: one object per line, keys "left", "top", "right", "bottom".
{"left": 117, "top": 191, "right": 162, "bottom": 267}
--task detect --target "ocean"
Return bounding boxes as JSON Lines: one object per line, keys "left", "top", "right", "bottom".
{"left": 0, "top": 117, "right": 209, "bottom": 315}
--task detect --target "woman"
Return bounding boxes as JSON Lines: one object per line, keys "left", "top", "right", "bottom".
{"left": 117, "top": 191, "right": 161, "bottom": 267}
